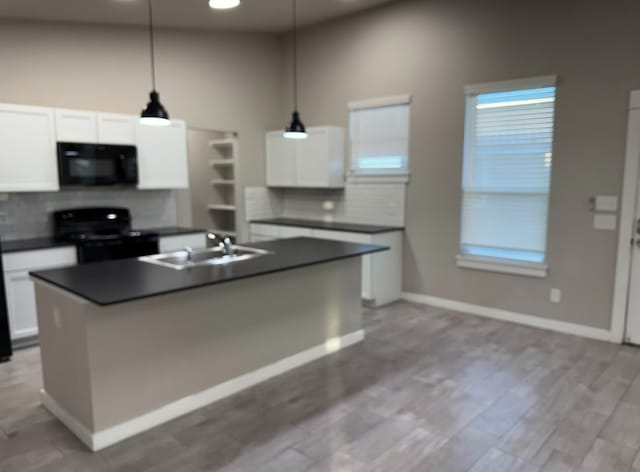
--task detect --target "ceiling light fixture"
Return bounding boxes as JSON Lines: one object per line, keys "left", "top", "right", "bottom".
{"left": 140, "top": 0, "right": 170, "bottom": 126}
{"left": 284, "top": 0, "right": 308, "bottom": 140}
{"left": 208, "top": 0, "right": 241, "bottom": 9}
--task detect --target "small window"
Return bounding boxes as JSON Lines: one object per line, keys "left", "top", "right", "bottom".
{"left": 348, "top": 96, "right": 410, "bottom": 176}
{"left": 459, "top": 77, "right": 556, "bottom": 272}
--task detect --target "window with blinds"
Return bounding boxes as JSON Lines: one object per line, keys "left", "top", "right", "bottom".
{"left": 460, "top": 79, "right": 556, "bottom": 265}
{"left": 349, "top": 103, "right": 410, "bottom": 176}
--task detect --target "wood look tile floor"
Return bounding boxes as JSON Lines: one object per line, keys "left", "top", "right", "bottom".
{"left": 2, "top": 301, "right": 640, "bottom": 471}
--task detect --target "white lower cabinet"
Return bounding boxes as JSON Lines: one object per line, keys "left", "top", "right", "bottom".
{"left": 4, "top": 271, "right": 39, "bottom": 340}
{"left": 249, "top": 223, "right": 402, "bottom": 306}
{"left": 2, "top": 246, "right": 77, "bottom": 341}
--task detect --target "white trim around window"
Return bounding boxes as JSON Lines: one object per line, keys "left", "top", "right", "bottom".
{"left": 456, "top": 254, "right": 548, "bottom": 278}
{"left": 464, "top": 75, "right": 557, "bottom": 95}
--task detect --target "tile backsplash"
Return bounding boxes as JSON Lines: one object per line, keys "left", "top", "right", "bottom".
{"left": 245, "top": 183, "right": 406, "bottom": 227}
{"left": 0, "top": 190, "right": 177, "bottom": 240}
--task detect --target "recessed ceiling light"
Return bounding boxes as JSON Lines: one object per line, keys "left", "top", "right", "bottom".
{"left": 209, "top": 0, "right": 240, "bottom": 9}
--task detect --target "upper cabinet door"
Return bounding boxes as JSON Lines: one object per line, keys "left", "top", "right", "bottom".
{"left": 135, "top": 119, "right": 189, "bottom": 189}
{"left": 265, "top": 127, "right": 344, "bottom": 188}
{"left": 296, "top": 128, "right": 332, "bottom": 188}
{"left": 266, "top": 131, "right": 297, "bottom": 187}
{"left": 55, "top": 109, "right": 98, "bottom": 143}
{"left": 0, "top": 104, "right": 59, "bottom": 192}
{"left": 97, "top": 113, "right": 136, "bottom": 145}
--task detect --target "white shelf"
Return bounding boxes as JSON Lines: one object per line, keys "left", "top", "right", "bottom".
{"left": 209, "top": 138, "right": 236, "bottom": 149}
{"left": 210, "top": 179, "right": 235, "bottom": 186}
{"left": 209, "top": 159, "right": 236, "bottom": 167}
{"left": 207, "top": 204, "right": 236, "bottom": 211}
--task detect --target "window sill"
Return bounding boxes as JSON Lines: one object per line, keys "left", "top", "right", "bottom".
{"left": 347, "top": 174, "right": 410, "bottom": 184}
{"left": 456, "top": 254, "right": 548, "bottom": 278}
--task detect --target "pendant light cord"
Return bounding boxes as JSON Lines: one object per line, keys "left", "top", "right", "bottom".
{"left": 148, "top": 0, "right": 157, "bottom": 92}
{"left": 292, "top": 0, "right": 298, "bottom": 112}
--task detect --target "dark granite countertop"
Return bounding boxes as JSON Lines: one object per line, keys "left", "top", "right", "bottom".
{"left": 1, "top": 227, "right": 205, "bottom": 254}
{"left": 1, "top": 237, "right": 75, "bottom": 254}
{"left": 250, "top": 218, "right": 404, "bottom": 234}
{"left": 30, "top": 237, "right": 386, "bottom": 306}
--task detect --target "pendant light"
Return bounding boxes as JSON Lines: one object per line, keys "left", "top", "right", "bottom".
{"left": 284, "top": 0, "right": 308, "bottom": 140}
{"left": 209, "top": 0, "right": 241, "bottom": 9}
{"left": 140, "top": 0, "right": 170, "bottom": 126}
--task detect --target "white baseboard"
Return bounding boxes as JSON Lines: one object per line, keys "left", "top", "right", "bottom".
{"left": 401, "top": 292, "right": 615, "bottom": 343}
{"left": 41, "top": 329, "right": 365, "bottom": 452}
{"left": 40, "top": 390, "right": 95, "bottom": 449}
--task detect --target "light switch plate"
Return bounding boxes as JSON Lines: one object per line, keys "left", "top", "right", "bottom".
{"left": 594, "top": 195, "right": 618, "bottom": 212}
{"left": 593, "top": 213, "right": 617, "bottom": 231}
{"left": 550, "top": 288, "right": 561, "bottom": 303}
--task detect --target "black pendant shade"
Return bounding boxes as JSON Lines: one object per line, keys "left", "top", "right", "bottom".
{"left": 140, "top": 0, "right": 170, "bottom": 126}
{"left": 284, "top": 0, "right": 307, "bottom": 139}
{"left": 140, "top": 90, "right": 170, "bottom": 126}
{"left": 284, "top": 111, "right": 307, "bottom": 139}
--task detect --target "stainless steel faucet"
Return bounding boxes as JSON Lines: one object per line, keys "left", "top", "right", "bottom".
{"left": 221, "top": 236, "right": 233, "bottom": 256}
{"left": 185, "top": 246, "right": 194, "bottom": 261}
{"left": 207, "top": 232, "right": 234, "bottom": 256}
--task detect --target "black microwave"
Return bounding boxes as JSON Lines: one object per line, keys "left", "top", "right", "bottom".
{"left": 57, "top": 142, "right": 138, "bottom": 187}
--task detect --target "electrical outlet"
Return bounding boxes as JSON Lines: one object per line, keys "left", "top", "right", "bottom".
{"left": 550, "top": 288, "right": 561, "bottom": 304}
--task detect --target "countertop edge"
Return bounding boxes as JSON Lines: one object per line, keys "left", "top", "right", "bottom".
{"left": 250, "top": 219, "right": 404, "bottom": 234}
{"left": 30, "top": 245, "right": 387, "bottom": 307}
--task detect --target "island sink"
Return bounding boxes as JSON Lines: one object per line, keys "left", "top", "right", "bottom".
{"left": 139, "top": 245, "right": 271, "bottom": 270}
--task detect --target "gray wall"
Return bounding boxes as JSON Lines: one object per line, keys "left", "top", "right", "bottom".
{"left": 282, "top": 0, "right": 640, "bottom": 330}
{"left": 0, "top": 19, "right": 284, "bottom": 240}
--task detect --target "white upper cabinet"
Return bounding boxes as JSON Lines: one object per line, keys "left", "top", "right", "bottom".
{"left": 266, "top": 126, "right": 344, "bottom": 188}
{"left": 0, "top": 104, "right": 59, "bottom": 192}
{"left": 97, "top": 113, "right": 136, "bottom": 145}
{"left": 135, "top": 119, "right": 190, "bottom": 189}
{"left": 266, "top": 131, "right": 297, "bottom": 187}
{"left": 55, "top": 108, "right": 98, "bottom": 143}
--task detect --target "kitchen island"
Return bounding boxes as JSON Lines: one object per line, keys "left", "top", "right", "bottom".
{"left": 30, "top": 237, "right": 385, "bottom": 451}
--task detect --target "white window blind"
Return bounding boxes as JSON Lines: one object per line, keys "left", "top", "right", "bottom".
{"left": 460, "top": 80, "right": 556, "bottom": 264}
{"left": 349, "top": 102, "right": 410, "bottom": 176}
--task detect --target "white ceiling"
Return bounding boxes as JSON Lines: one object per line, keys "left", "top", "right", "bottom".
{"left": 0, "top": 0, "right": 399, "bottom": 33}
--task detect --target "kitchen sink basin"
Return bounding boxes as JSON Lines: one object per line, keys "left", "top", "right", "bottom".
{"left": 139, "top": 245, "right": 271, "bottom": 270}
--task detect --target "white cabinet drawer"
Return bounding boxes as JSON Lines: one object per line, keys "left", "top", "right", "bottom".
{"left": 250, "top": 224, "right": 281, "bottom": 237}
{"left": 159, "top": 233, "right": 206, "bottom": 253}
{"left": 2, "top": 246, "right": 77, "bottom": 272}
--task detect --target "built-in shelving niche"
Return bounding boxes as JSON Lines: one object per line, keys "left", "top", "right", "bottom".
{"left": 186, "top": 128, "right": 239, "bottom": 242}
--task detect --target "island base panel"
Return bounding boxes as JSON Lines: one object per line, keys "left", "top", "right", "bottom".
{"left": 34, "top": 257, "right": 363, "bottom": 451}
